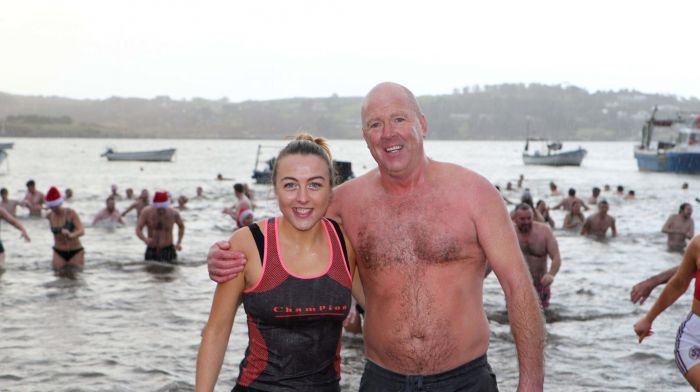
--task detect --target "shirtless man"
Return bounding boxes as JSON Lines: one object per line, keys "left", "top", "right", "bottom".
{"left": 122, "top": 189, "right": 150, "bottom": 218}
{"left": 662, "top": 203, "right": 694, "bottom": 252}
{"left": 581, "top": 199, "right": 617, "bottom": 240}
{"left": 109, "top": 184, "right": 122, "bottom": 200}
{"left": 23, "top": 180, "right": 44, "bottom": 217}
{"left": 588, "top": 187, "right": 601, "bottom": 205}
{"left": 1, "top": 188, "right": 22, "bottom": 217}
{"left": 136, "top": 191, "right": 184, "bottom": 263}
{"left": 512, "top": 204, "right": 561, "bottom": 310}
{"left": 92, "top": 196, "right": 124, "bottom": 226}
{"left": 562, "top": 200, "right": 586, "bottom": 231}
{"left": 551, "top": 188, "right": 589, "bottom": 212}
{"left": 549, "top": 181, "right": 561, "bottom": 196}
{"left": 208, "top": 82, "right": 544, "bottom": 391}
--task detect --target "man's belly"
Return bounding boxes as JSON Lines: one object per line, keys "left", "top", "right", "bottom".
{"left": 362, "top": 297, "right": 489, "bottom": 375}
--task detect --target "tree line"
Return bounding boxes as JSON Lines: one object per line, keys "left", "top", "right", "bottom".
{"left": 0, "top": 84, "right": 697, "bottom": 140}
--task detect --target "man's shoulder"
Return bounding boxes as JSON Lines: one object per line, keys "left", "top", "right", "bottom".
{"left": 431, "top": 161, "right": 491, "bottom": 188}
{"left": 533, "top": 221, "right": 553, "bottom": 233}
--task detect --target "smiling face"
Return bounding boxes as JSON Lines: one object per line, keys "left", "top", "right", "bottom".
{"left": 275, "top": 154, "right": 332, "bottom": 232}
{"left": 361, "top": 83, "right": 427, "bottom": 178}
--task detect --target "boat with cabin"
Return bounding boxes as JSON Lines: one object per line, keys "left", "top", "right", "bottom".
{"left": 634, "top": 108, "right": 700, "bottom": 173}
{"left": 522, "top": 138, "right": 587, "bottom": 166}
{"left": 101, "top": 148, "right": 176, "bottom": 162}
{"left": 251, "top": 144, "right": 354, "bottom": 185}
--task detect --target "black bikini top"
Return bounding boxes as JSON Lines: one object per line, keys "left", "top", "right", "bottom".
{"left": 51, "top": 220, "right": 75, "bottom": 234}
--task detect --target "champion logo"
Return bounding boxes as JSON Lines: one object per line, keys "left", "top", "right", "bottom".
{"left": 272, "top": 304, "right": 348, "bottom": 317}
{"left": 689, "top": 346, "right": 700, "bottom": 360}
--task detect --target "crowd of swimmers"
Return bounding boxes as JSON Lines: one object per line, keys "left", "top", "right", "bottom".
{"left": 0, "top": 179, "right": 256, "bottom": 274}
{"left": 3, "top": 82, "right": 699, "bottom": 391}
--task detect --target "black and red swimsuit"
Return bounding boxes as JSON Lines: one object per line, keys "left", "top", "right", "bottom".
{"left": 235, "top": 217, "right": 352, "bottom": 392}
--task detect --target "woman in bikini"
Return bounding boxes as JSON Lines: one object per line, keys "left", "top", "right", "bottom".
{"left": 196, "top": 134, "right": 359, "bottom": 392}
{"left": 45, "top": 186, "right": 85, "bottom": 271}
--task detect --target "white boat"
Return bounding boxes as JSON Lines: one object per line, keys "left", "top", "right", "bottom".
{"left": 522, "top": 138, "right": 587, "bottom": 166}
{"left": 634, "top": 108, "right": 700, "bottom": 174}
{"left": 101, "top": 148, "right": 176, "bottom": 162}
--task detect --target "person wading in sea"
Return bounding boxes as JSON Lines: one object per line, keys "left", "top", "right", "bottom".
{"left": 207, "top": 82, "right": 545, "bottom": 391}
{"left": 136, "top": 191, "right": 184, "bottom": 263}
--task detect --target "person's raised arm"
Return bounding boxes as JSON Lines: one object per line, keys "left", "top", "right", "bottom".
{"left": 634, "top": 237, "right": 699, "bottom": 342}
{"left": 205, "top": 218, "right": 270, "bottom": 283}
{"left": 121, "top": 202, "right": 137, "bottom": 217}
{"left": 0, "top": 208, "right": 30, "bottom": 242}
{"left": 579, "top": 198, "right": 590, "bottom": 211}
{"left": 196, "top": 229, "right": 250, "bottom": 392}
{"left": 475, "top": 181, "right": 544, "bottom": 391}
{"left": 630, "top": 266, "right": 678, "bottom": 305}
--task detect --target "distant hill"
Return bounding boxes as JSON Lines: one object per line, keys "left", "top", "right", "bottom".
{"left": 0, "top": 84, "right": 698, "bottom": 140}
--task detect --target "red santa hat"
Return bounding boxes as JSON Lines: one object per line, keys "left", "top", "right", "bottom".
{"left": 237, "top": 208, "right": 254, "bottom": 226}
{"left": 152, "top": 191, "right": 170, "bottom": 208}
{"left": 45, "top": 186, "right": 64, "bottom": 207}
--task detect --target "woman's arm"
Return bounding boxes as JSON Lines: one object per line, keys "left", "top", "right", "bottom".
{"left": 68, "top": 209, "right": 85, "bottom": 239}
{"left": 196, "top": 230, "right": 251, "bottom": 392}
{"left": 635, "top": 237, "right": 699, "bottom": 342}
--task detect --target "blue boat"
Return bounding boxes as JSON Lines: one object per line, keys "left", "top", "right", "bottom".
{"left": 634, "top": 108, "right": 700, "bottom": 174}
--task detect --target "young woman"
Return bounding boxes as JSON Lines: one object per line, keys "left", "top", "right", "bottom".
{"left": 45, "top": 186, "right": 85, "bottom": 271}
{"left": 196, "top": 134, "right": 357, "bottom": 392}
{"left": 635, "top": 235, "right": 700, "bottom": 389}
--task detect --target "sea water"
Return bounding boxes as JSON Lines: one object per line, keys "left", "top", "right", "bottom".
{"left": 0, "top": 137, "right": 697, "bottom": 391}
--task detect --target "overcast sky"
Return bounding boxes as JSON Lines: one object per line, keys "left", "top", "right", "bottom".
{"left": 1, "top": 0, "right": 698, "bottom": 102}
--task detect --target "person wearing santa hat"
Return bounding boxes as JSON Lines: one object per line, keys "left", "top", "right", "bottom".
{"left": 135, "top": 190, "right": 184, "bottom": 263}
{"left": 46, "top": 186, "right": 85, "bottom": 271}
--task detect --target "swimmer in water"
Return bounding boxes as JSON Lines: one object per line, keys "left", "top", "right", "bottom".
{"left": 46, "top": 187, "right": 85, "bottom": 272}
{"left": 512, "top": 203, "right": 561, "bottom": 310}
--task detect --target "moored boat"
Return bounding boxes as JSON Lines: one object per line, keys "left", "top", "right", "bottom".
{"left": 251, "top": 144, "right": 354, "bottom": 184}
{"left": 522, "top": 138, "right": 587, "bottom": 166}
{"left": 634, "top": 108, "right": 700, "bottom": 174}
{"left": 101, "top": 148, "right": 176, "bottom": 162}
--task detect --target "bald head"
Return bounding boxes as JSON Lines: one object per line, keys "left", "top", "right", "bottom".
{"left": 361, "top": 82, "right": 423, "bottom": 127}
